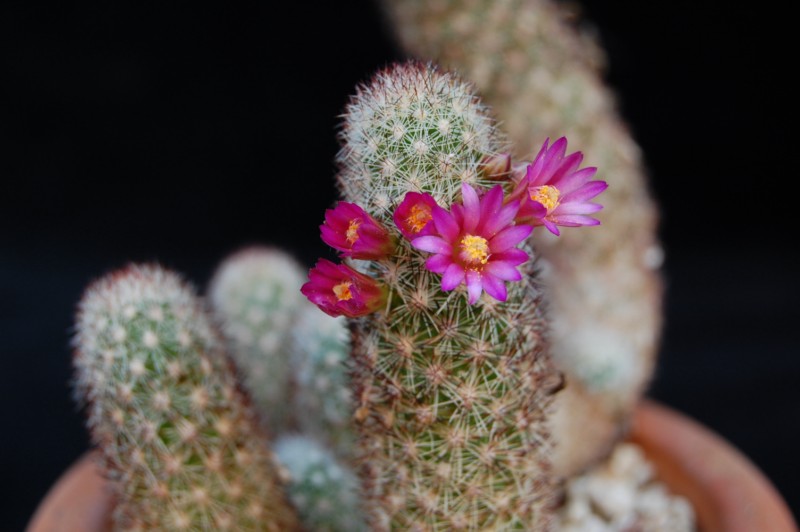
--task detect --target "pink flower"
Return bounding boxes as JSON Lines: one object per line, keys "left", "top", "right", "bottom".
{"left": 411, "top": 183, "right": 533, "bottom": 304}
{"left": 511, "top": 137, "right": 608, "bottom": 236}
{"left": 393, "top": 192, "right": 439, "bottom": 240}
{"left": 321, "top": 202, "right": 393, "bottom": 260}
{"left": 301, "top": 259, "right": 385, "bottom": 317}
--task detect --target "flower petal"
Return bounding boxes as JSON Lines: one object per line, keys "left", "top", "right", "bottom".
{"left": 549, "top": 151, "right": 583, "bottom": 183}
{"left": 557, "top": 167, "right": 598, "bottom": 194}
{"left": 441, "top": 263, "right": 465, "bottom": 291}
{"left": 432, "top": 205, "right": 460, "bottom": 242}
{"left": 553, "top": 202, "right": 603, "bottom": 215}
{"left": 526, "top": 139, "right": 551, "bottom": 185}
{"left": 489, "top": 225, "right": 533, "bottom": 252}
{"left": 550, "top": 214, "right": 601, "bottom": 227}
{"left": 481, "top": 200, "right": 520, "bottom": 237}
{"left": 543, "top": 219, "right": 561, "bottom": 236}
{"left": 412, "top": 235, "right": 450, "bottom": 254}
{"left": 460, "top": 183, "right": 480, "bottom": 233}
{"left": 465, "top": 270, "right": 483, "bottom": 304}
{"left": 482, "top": 273, "right": 508, "bottom": 302}
{"left": 425, "top": 254, "right": 452, "bottom": 273}
{"left": 561, "top": 180, "right": 608, "bottom": 203}
{"left": 484, "top": 261, "right": 523, "bottom": 281}
{"left": 479, "top": 185, "right": 504, "bottom": 225}
{"left": 492, "top": 248, "right": 529, "bottom": 266}
{"left": 538, "top": 137, "right": 568, "bottom": 182}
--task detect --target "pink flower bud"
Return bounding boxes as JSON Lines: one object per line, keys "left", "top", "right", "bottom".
{"left": 320, "top": 202, "right": 394, "bottom": 260}
{"left": 301, "top": 259, "right": 385, "bottom": 317}
{"left": 393, "top": 192, "right": 439, "bottom": 240}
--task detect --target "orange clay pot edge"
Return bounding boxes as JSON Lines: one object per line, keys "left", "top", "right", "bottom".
{"left": 27, "top": 401, "right": 798, "bottom": 532}
{"left": 26, "top": 452, "right": 113, "bottom": 532}
{"left": 631, "top": 400, "right": 797, "bottom": 532}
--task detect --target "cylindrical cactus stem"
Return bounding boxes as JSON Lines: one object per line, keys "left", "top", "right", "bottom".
{"left": 274, "top": 435, "right": 368, "bottom": 532}
{"left": 335, "top": 61, "right": 558, "bottom": 530}
{"left": 380, "top": 0, "right": 664, "bottom": 477}
{"left": 209, "top": 247, "right": 306, "bottom": 434}
{"left": 73, "top": 264, "right": 299, "bottom": 531}
{"left": 290, "top": 304, "right": 355, "bottom": 458}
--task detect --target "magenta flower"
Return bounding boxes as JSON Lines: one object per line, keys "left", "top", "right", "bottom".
{"left": 393, "top": 192, "right": 439, "bottom": 240}
{"left": 511, "top": 137, "right": 608, "bottom": 236}
{"left": 301, "top": 259, "right": 385, "bottom": 318}
{"left": 321, "top": 202, "right": 393, "bottom": 260}
{"left": 411, "top": 183, "right": 533, "bottom": 304}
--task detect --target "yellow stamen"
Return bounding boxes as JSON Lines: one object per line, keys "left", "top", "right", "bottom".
{"left": 332, "top": 281, "right": 353, "bottom": 301}
{"left": 346, "top": 219, "right": 361, "bottom": 244}
{"left": 407, "top": 203, "right": 432, "bottom": 234}
{"left": 460, "top": 234, "right": 490, "bottom": 266}
{"left": 530, "top": 185, "right": 560, "bottom": 212}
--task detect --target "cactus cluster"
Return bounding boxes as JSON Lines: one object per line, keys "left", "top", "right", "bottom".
{"left": 380, "top": 0, "right": 664, "bottom": 476}
{"left": 73, "top": 265, "right": 298, "bottom": 530}
{"left": 66, "top": 1, "right": 679, "bottom": 527}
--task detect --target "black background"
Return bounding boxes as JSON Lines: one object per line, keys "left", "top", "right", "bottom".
{"left": 2, "top": 1, "right": 798, "bottom": 529}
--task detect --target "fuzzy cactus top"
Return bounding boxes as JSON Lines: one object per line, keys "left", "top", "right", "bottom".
{"left": 74, "top": 264, "right": 298, "bottom": 531}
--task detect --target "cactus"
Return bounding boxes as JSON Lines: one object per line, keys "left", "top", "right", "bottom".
{"left": 380, "top": 0, "right": 664, "bottom": 476}
{"left": 326, "top": 61, "right": 560, "bottom": 530}
{"left": 209, "top": 247, "right": 306, "bottom": 434}
{"left": 290, "top": 304, "right": 355, "bottom": 457}
{"left": 73, "top": 264, "right": 299, "bottom": 531}
{"left": 274, "top": 435, "right": 368, "bottom": 532}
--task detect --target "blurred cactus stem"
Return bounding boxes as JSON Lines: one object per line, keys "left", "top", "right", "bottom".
{"left": 290, "top": 304, "right": 355, "bottom": 458}
{"left": 73, "top": 264, "right": 299, "bottom": 530}
{"left": 275, "top": 435, "right": 368, "bottom": 532}
{"left": 209, "top": 247, "right": 306, "bottom": 434}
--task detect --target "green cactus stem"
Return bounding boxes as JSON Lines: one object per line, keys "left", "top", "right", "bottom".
{"left": 380, "top": 0, "right": 664, "bottom": 477}
{"left": 336, "top": 61, "right": 559, "bottom": 530}
{"left": 73, "top": 264, "right": 299, "bottom": 531}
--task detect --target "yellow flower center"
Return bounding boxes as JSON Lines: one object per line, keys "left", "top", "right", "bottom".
{"left": 460, "top": 234, "right": 490, "bottom": 266}
{"left": 530, "top": 185, "right": 561, "bottom": 212}
{"left": 406, "top": 203, "right": 433, "bottom": 234}
{"left": 346, "top": 219, "right": 361, "bottom": 245}
{"left": 332, "top": 281, "right": 353, "bottom": 301}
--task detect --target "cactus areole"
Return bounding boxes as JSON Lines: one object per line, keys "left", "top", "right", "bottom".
{"left": 301, "top": 62, "right": 606, "bottom": 530}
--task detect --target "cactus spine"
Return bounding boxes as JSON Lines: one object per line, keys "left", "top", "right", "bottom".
{"left": 381, "top": 0, "right": 664, "bottom": 476}
{"left": 337, "top": 62, "right": 557, "bottom": 530}
{"left": 209, "top": 247, "right": 306, "bottom": 434}
{"left": 73, "top": 264, "right": 298, "bottom": 530}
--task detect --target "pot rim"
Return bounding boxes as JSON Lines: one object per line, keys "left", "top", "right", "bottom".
{"left": 27, "top": 400, "right": 798, "bottom": 531}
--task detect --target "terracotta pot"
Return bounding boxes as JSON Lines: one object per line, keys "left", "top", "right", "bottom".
{"left": 27, "top": 401, "right": 796, "bottom": 531}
